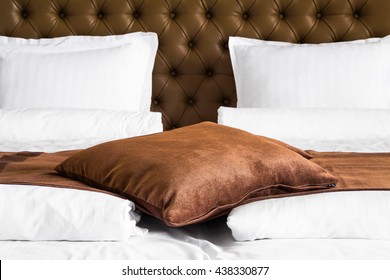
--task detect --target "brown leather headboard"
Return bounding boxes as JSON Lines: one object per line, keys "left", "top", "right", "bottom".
{"left": 1, "top": 0, "right": 390, "bottom": 130}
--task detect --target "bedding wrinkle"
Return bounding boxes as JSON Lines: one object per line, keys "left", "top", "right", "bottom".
{"left": 0, "top": 152, "right": 42, "bottom": 172}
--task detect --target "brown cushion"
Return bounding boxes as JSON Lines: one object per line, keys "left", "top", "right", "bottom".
{"left": 262, "top": 136, "right": 312, "bottom": 159}
{"left": 55, "top": 122, "right": 337, "bottom": 227}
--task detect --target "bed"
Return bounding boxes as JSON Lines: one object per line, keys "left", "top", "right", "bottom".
{"left": 1, "top": 0, "right": 390, "bottom": 260}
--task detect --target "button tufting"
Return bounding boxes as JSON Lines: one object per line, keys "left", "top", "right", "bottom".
{"left": 2, "top": 0, "right": 389, "bottom": 134}
{"left": 188, "top": 99, "right": 194, "bottom": 105}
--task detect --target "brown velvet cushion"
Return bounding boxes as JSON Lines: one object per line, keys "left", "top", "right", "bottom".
{"left": 55, "top": 122, "right": 337, "bottom": 227}
{"left": 262, "top": 136, "right": 312, "bottom": 159}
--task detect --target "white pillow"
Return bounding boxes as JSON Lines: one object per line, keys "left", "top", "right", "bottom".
{"left": 0, "top": 32, "right": 158, "bottom": 111}
{"left": 227, "top": 191, "right": 390, "bottom": 241}
{"left": 0, "top": 33, "right": 153, "bottom": 48}
{"left": 0, "top": 108, "right": 162, "bottom": 152}
{"left": 229, "top": 35, "right": 390, "bottom": 109}
{"left": 218, "top": 107, "right": 390, "bottom": 152}
{"left": 0, "top": 184, "right": 146, "bottom": 241}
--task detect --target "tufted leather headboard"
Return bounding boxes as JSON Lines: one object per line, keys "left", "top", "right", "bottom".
{"left": 1, "top": 0, "right": 390, "bottom": 130}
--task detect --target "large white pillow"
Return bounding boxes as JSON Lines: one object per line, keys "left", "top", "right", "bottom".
{"left": 0, "top": 184, "right": 146, "bottom": 241}
{"left": 0, "top": 108, "right": 162, "bottom": 152}
{"left": 218, "top": 107, "right": 390, "bottom": 152}
{"left": 229, "top": 35, "right": 390, "bottom": 109}
{"left": 227, "top": 191, "right": 390, "bottom": 241}
{"left": 0, "top": 32, "right": 158, "bottom": 111}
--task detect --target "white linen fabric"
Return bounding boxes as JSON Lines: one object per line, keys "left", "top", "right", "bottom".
{"left": 0, "top": 184, "right": 146, "bottom": 241}
{"left": 0, "top": 138, "right": 127, "bottom": 153}
{"left": 1, "top": 214, "right": 390, "bottom": 259}
{"left": 229, "top": 35, "right": 390, "bottom": 109}
{"left": 0, "top": 33, "right": 154, "bottom": 47}
{"left": 0, "top": 108, "right": 162, "bottom": 152}
{"left": 0, "top": 110, "right": 160, "bottom": 241}
{"left": 219, "top": 106, "right": 390, "bottom": 241}
{"left": 218, "top": 107, "right": 390, "bottom": 152}
{"left": 227, "top": 191, "right": 390, "bottom": 241}
{"left": 0, "top": 32, "right": 158, "bottom": 111}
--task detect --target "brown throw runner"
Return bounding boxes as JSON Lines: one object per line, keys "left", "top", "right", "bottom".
{"left": 1, "top": 150, "right": 390, "bottom": 202}
{"left": 0, "top": 151, "right": 118, "bottom": 197}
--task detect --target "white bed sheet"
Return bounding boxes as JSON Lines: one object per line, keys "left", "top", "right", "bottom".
{"left": 1, "top": 215, "right": 390, "bottom": 260}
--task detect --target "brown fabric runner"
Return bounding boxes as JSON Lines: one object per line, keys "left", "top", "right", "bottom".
{"left": 0, "top": 151, "right": 118, "bottom": 197}
{"left": 310, "top": 151, "right": 390, "bottom": 191}
{"left": 1, "top": 150, "right": 390, "bottom": 202}
{"left": 243, "top": 151, "right": 390, "bottom": 204}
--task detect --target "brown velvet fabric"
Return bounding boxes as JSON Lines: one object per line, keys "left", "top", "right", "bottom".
{"left": 0, "top": 150, "right": 115, "bottom": 197}
{"left": 310, "top": 151, "right": 390, "bottom": 191}
{"left": 242, "top": 151, "right": 390, "bottom": 204}
{"left": 1, "top": 0, "right": 390, "bottom": 130}
{"left": 262, "top": 136, "right": 312, "bottom": 159}
{"left": 55, "top": 122, "right": 336, "bottom": 226}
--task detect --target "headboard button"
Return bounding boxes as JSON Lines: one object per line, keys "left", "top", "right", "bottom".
{"left": 170, "top": 70, "right": 177, "bottom": 76}
{"left": 206, "top": 12, "right": 212, "bottom": 19}
{"left": 59, "top": 11, "right": 65, "bottom": 18}
{"left": 316, "top": 13, "right": 322, "bottom": 19}
{"left": 354, "top": 13, "right": 359, "bottom": 18}
{"left": 21, "top": 11, "right": 28, "bottom": 18}
{"left": 188, "top": 99, "right": 195, "bottom": 105}
{"left": 223, "top": 99, "right": 230, "bottom": 105}
{"left": 242, "top": 13, "right": 248, "bottom": 20}
{"left": 188, "top": 42, "right": 194, "bottom": 48}
{"left": 207, "top": 70, "right": 213, "bottom": 77}
{"left": 97, "top": 13, "right": 104, "bottom": 19}
{"left": 170, "top": 12, "right": 176, "bottom": 19}
{"left": 153, "top": 99, "right": 159, "bottom": 105}
{"left": 279, "top": 13, "right": 284, "bottom": 19}
{"left": 133, "top": 12, "right": 140, "bottom": 19}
